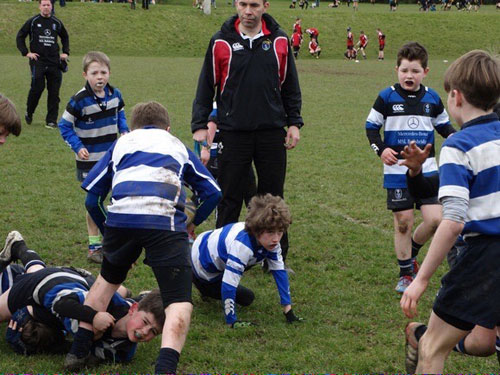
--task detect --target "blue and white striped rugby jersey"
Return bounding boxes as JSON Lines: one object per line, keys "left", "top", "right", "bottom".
{"left": 438, "top": 113, "right": 500, "bottom": 238}
{"left": 191, "top": 222, "right": 291, "bottom": 324}
{"left": 82, "top": 127, "right": 220, "bottom": 232}
{"left": 366, "top": 84, "right": 452, "bottom": 188}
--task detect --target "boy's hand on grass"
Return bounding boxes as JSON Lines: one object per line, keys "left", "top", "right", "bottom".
{"left": 77, "top": 147, "right": 90, "bottom": 160}
{"left": 231, "top": 321, "right": 256, "bottom": 328}
{"left": 284, "top": 309, "right": 304, "bottom": 323}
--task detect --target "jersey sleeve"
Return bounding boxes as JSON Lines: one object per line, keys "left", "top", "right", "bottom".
{"left": 431, "top": 98, "right": 455, "bottom": 137}
{"left": 438, "top": 143, "right": 471, "bottom": 202}
{"left": 220, "top": 241, "right": 253, "bottom": 324}
{"left": 182, "top": 148, "right": 221, "bottom": 226}
{"left": 58, "top": 98, "right": 84, "bottom": 153}
{"left": 16, "top": 19, "right": 31, "bottom": 56}
{"left": 281, "top": 40, "right": 304, "bottom": 127}
{"left": 116, "top": 90, "right": 129, "bottom": 134}
{"left": 81, "top": 143, "right": 115, "bottom": 196}
{"left": 191, "top": 38, "right": 217, "bottom": 133}
{"left": 365, "top": 95, "right": 388, "bottom": 156}
{"left": 59, "top": 21, "right": 70, "bottom": 55}
{"left": 267, "top": 247, "right": 292, "bottom": 305}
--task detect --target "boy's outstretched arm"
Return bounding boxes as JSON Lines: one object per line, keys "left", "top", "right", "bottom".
{"left": 183, "top": 148, "right": 221, "bottom": 226}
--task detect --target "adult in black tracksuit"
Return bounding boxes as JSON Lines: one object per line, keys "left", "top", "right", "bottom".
{"left": 191, "top": 1, "right": 303, "bottom": 261}
{"left": 16, "top": 0, "right": 69, "bottom": 128}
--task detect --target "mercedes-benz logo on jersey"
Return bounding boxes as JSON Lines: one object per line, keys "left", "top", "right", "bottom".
{"left": 262, "top": 39, "right": 272, "bottom": 51}
{"left": 44, "top": 29, "right": 51, "bottom": 36}
{"left": 407, "top": 116, "right": 419, "bottom": 129}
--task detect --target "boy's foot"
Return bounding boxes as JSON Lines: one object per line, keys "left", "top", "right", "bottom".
{"left": 25, "top": 113, "right": 32, "bottom": 125}
{"left": 87, "top": 245, "right": 103, "bottom": 263}
{"left": 0, "top": 231, "right": 24, "bottom": 263}
{"left": 395, "top": 275, "right": 413, "bottom": 293}
{"left": 45, "top": 122, "right": 57, "bottom": 129}
{"left": 64, "top": 353, "right": 89, "bottom": 371}
{"left": 412, "top": 258, "right": 419, "bottom": 276}
{"left": 405, "top": 322, "right": 425, "bottom": 373}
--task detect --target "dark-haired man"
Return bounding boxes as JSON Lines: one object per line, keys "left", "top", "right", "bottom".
{"left": 16, "top": 0, "right": 69, "bottom": 129}
{"left": 191, "top": 0, "right": 303, "bottom": 261}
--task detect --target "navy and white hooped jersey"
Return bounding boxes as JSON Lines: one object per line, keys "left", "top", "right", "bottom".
{"left": 0, "top": 264, "right": 25, "bottom": 295}
{"left": 438, "top": 113, "right": 500, "bottom": 238}
{"left": 191, "top": 222, "right": 291, "bottom": 324}
{"left": 82, "top": 127, "right": 220, "bottom": 232}
{"left": 59, "top": 82, "right": 128, "bottom": 170}
{"left": 366, "top": 84, "right": 451, "bottom": 188}
{"left": 29, "top": 267, "right": 137, "bottom": 363}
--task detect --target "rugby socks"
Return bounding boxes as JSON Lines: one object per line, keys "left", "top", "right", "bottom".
{"left": 155, "top": 347, "right": 180, "bottom": 374}
{"left": 12, "top": 241, "right": 45, "bottom": 270}
{"left": 398, "top": 258, "right": 413, "bottom": 277}
{"left": 69, "top": 327, "right": 94, "bottom": 358}
{"left": 411, "top": 238, "right": 423, "bottom": 259}
{"left": 414, "top": 324, "right": 427, "bottom": 341}
{"left": 453, "top": 337, "right": 468, "bottom": 355}
{"left": 88, "top": 235, "right": 102, "bottom": 252}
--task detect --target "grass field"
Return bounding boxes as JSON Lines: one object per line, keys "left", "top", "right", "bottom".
{"left": 0, "top": 0, "right": 499, "bottom": 372}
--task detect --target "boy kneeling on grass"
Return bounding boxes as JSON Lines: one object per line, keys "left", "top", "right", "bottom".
{"left": 191, "top": 194, "right": 303, "bottom": 327}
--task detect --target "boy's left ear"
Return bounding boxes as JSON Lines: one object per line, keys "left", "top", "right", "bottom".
{"left": 129, "top": 302, "right": 139, "bottom": 315}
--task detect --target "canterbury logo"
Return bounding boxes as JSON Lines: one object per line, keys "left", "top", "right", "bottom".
{"left": 232, "top": 42, "right": 244, "bottom": 51}
{"left": 392, "top": 104, "right": 404, "bottom": 112}
{"left": 224, "top": 298, "right": 235, "bottom": 316}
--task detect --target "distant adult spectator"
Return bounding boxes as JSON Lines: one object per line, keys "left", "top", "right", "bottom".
{"left": 16, "top": 0, "right": 69, "bottom": 129}
{"left": 191, "top": 0, "right": 303, "bottom": 262}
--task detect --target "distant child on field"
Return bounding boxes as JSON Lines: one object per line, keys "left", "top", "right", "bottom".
{"left": 309, "top": 37, "right": 321, "bottom": 58}
{"left": 346, "top": 27, "right": 355, "bottom": 60}
{"left": 400, "top": 50, "right": 500, "bottom": 373}
{"left": 65, "top": 101, "right": 221, "bottom": 373}
{"left": 365, "top": 42, "right": 456, "bottom": 294}
{"left": 293, "top": 17, "right": 302, "bottom": 36}
{"left": 305, "top": 27, "right": 319, "bottom": 44}
{"left": 0, "top": 94, "right": 22, "bottom": 146}
{"left": 191, "top": 194, "right": 303, "bottom": 327}
{"left": 58, "top": 51, "right": 129, "bottom": 263}
{"left": 356, "top": 30, "right": 368, "bottom": 60}
{"left": 377, "top": 28, "right": 385, "bottom": 60}
{"left": 291, "top": 30, "right": 302, "bottom": 59}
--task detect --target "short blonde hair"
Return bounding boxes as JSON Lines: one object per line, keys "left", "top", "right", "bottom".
{"left": 82, "top": 51, "right": 111, "bottom": 73}
{"left": 245, "top": 194, "right": 292, "bottom": 235}
{"left": 0, "top": 94, "right": 21, "bottom": 137}
{"left": 444, "top": 50, "right": 500, "bottom": 111}
{"left": 130, "top": 101, "right": 170, "bottom": 130}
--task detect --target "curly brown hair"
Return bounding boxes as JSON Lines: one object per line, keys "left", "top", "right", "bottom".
{"left": 244, "top": 194, "right": 292, "bottom": 235}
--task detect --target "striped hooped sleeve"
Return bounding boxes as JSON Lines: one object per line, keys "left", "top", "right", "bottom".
{"left": 221, "top": 240, "right": 253, "bottom": 324}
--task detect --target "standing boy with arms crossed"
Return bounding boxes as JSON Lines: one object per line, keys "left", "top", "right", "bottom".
{"left": 58, "top": 51, "right": 129, "bottom": 263}
{"left": 401, "top": 50, "right": 500, "bottom": 372}
{"left": 365, "top": 42, "right": 455, "bottom": 293}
